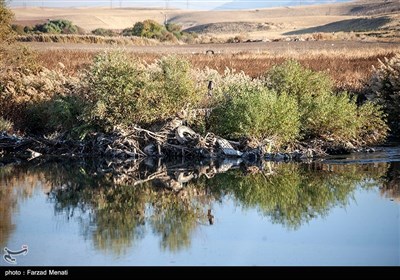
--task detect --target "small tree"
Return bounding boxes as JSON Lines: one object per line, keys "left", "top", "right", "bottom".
{"left": 165, "top": 23, "right": 182, "bottom": 39}
{"left": 31, "top": 19, "right": 80, "bottom": 34}
{"left": 132, "top": 19, "right": 164, "bottom": 39}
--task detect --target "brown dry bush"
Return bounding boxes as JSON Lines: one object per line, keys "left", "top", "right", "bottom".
{"left": 34, "top": 49, "right": 399, "bottom": 93}
{"left": 0, "top": 68, "right": 81, "bottom": 132}
{"left": 368, "top": 53, "right": 400, "bottom": 136}
{"left": 17, "top": 34, "right": 160, "bottom": 46}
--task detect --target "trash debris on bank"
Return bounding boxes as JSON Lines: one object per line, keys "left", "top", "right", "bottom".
{"left": 0, "top": 116, "right": 372, "bottom": 163}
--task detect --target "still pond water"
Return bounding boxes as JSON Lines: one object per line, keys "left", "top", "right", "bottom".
{"left": 1, "top": 147, "right": 399, "bottom": 266}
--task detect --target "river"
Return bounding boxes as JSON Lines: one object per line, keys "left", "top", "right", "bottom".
{"left": 0, "top": 147, "right": 399, "bottom": 266}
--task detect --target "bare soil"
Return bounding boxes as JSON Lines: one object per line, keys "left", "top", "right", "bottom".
{"left": 11, "top": 0, "right": 400, "bottom": 39}
{"left": 22, "top": 40, "right": 400, "bottom": 55}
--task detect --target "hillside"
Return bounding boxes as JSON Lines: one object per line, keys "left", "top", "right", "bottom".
{"left": 347, "top": 0, "right": 400, "bottom": 15}
{"left": 11, "top": 0, "right": 400, "bottom": 39}
{"left": 215, "top": 0, "right": 351, "bottom": 10}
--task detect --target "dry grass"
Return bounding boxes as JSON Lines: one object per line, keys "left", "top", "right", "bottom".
{"left": 36, "top": 47, "right": 400, "bottom": 93}
{"left": 17, "top": 34, "right": 160, "bottom": 46}
{"left": 11, "top": 1, "right": 399, "bottom": 40}
{"left": 36, "top": 49, "right": 95, "bottom": 75}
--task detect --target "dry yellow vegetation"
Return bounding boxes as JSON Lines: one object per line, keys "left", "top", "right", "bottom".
{"left": 11, "top": 0, "right": 400, "bottom": 40}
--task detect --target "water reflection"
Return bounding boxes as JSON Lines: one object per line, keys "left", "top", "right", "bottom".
{"left": 0, "top": 164, "right": 52, "bottom": 247}
{"left": 381, "top": 162, "right": 400, "bottom": 202}
{"left": 0, "top": 157, "right": 398, "bottom": 255}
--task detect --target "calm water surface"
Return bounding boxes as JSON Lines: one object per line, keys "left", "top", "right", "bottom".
{"left": 1, "top": 147, "right": 399, "bottom": 266}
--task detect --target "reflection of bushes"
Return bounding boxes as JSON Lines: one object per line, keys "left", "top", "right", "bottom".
{"left": 0, "top": 165, "right": 17, "bottom": 247}
{"left": 46, "top": 160, "right": 389, "bottom": 254}
{"left": 0, "top": 160, "right": 391, "bottom": 254}
{"left": 0, "top": 164, "right": 52, "bottom": 247}
{"left": 149, "top": 187, "right": 208, "bottom": 252}
{"left": 48, "top": 167, "right": 210, "bottom": 255}
{"left": 82, "top": 185, "right": 147, "bottom": 255}
{"left": 207, "top": 163, "right": 386, "bottom": 229}
{"left": 381, "top": 162, "right": 400, "bottom": 201}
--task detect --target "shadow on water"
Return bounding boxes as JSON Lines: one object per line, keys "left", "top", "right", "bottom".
{"left": 0, "top": 153, "right": 399, "bottom": 255}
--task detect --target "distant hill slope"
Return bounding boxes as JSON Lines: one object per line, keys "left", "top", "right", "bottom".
{"left": 11, "top": 0, "right": 398, "bottom": 35}
{"left": 215, "top": 0, "right": 351, "bottom": 10}
{"left": 184, "top": 22, "right": 284, "bottom": 34}
{"left": 347, "top": 0, "right": 400, "bottom": 15}
{"left": 284, "top": 16, "right": 392, "bottom": 35}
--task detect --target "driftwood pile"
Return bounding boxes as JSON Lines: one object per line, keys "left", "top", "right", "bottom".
{"left": 0, "top": 117, "right": 327, "bottom": 162}
{"left": 0, "top": 118, "right": 271, "bottom": 161}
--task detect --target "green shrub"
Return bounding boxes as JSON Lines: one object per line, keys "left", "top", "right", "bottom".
{"left": 85, "top": 51, "right": 144, "bottom": 129}
{"left": 265, "top": 60, "right": 388, "bottom": 145}
{"left": 305, "top": 92, "right": 358, "bottom": 140}
{"left": 47, "top": 95, "right": 86, "bottom": 131}
{"left": 210, "top": 88, "right": 300, "bottom": 147}
{"left": 91, "top": 28, "right": 116, "bottom": 37}
{"left": 133, "top": 20, "right": 164, "bottom": 38}
{"left": 265, "top": 60, "right": 332, "bottom": 127}
{"left": 165, "top": 23, "right": 182, "bottom": 39}
{"left": 32, "top": 19, "right": 80, "bottom": 34}
{"left": 121, "top": 27, "right": 134, "bottom": 36}
{"left": 123, "top": 20, "right": 178, "bottom": 42}
{"left": 303, "top": 92, "right": 387, "bottom": 144}
{"left": 368, "top": 54, "right": 400, "bottom": 136}
{"left": 23, "top": 26, "right": 33, "bottom": 33}
{"left": 138, "top": 56, "right": 198, "bottom": 123}
{"left": 85, "top": 52, "right": 198, "bottom": 129}
{"left": 356, "top": 101, "right": 388, "bottom": 145}
{"left": 265, "top": 60, "right": 332, "bottom": 98}
{"left": 24, "top": 95, "right": 86, "bottom": 134}
{"left": 194, "top": 67, "right": 266, "bottom": 108}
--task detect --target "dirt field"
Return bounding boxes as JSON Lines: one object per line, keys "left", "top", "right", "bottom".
{"left": 22, "top": 40, "right": 400, "bottom": 55}
{"left": 11, "top": 0, "right": 400, "bottom": 39}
